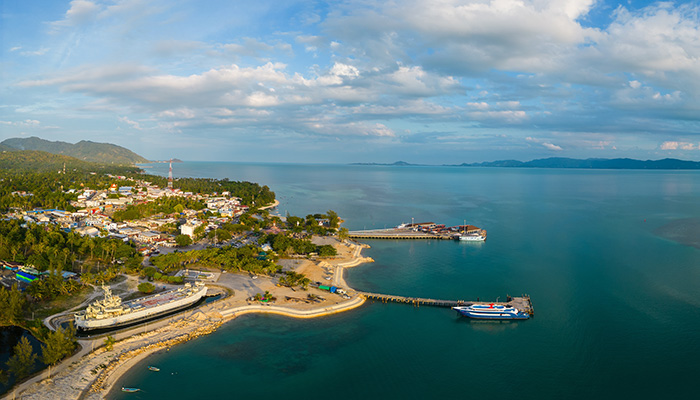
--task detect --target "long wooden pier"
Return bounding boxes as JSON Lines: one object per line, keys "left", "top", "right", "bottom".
{"left": 358, "top": 292, "right": 534, "bottom": 316}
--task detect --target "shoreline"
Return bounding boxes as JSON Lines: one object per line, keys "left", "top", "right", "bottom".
{"left": 7, "top": 239, "right": 371, "bottom": 400}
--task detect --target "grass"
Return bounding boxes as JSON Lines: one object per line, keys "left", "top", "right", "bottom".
{"left": 30, "top": 285, "right": 96, "bottom": 320}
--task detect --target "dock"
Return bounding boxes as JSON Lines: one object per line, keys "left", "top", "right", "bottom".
{"left": 358, "top": 292, "right": 534, "bottom": 316}
{"left": 348, "top": 228, "right": 458, "bottom": 240}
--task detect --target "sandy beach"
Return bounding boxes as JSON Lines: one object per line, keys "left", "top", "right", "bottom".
{"left": 4, "top": 238, "right": 371, "bottom": 400}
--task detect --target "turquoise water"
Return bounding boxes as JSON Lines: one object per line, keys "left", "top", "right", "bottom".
{"left": 114, "top": 164, "right": 700, "bottom": 399}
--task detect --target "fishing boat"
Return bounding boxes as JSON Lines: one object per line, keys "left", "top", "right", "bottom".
{"left": 148, "top": 366, "right": 160, "bottom": 371}
{"left": 121, "top": 387, "right": 141, "bottom": 393}
{"left": 453, "top": 304, "right": 530, "bottom": 320}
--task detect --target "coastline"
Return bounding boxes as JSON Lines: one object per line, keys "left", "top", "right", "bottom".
{"left": 7, "top": 238, "right": 370, "bottom": 400}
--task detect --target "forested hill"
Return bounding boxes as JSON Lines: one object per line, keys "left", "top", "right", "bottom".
{"left": 457, "top": 157, "right": 700, "bottom": 170}
{"left": 1, "top": 136, "right": 149, "bottom": 165}
{"left": 0, "top": 149, "right": 140, "bottom": 175}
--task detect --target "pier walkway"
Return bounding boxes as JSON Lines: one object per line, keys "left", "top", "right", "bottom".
{"left": 348, "top": 228, "right": 457, "bottom": 240}
{"left": 358, "top": 292, "right": 534, "bottom": 316}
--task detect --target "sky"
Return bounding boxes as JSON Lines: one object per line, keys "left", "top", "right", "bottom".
{"left": 2, "top": 0, "right": 700, "bottom": 163}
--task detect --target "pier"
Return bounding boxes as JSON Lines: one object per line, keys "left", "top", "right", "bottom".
{"left": 348, "top": 228, "right": 458, "bottom": 240}
{"left": 358, "top": 292, "right": 534, "bottom": 316}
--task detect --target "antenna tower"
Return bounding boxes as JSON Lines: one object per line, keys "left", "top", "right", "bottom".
{"left": 168, "top": 159, "right": 173, "bottom": 189}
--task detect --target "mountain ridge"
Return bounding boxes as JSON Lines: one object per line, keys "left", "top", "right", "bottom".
{"left": 1, "top": 136, "right": 149, "bottom": 165}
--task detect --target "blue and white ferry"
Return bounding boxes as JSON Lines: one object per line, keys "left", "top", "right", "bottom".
{"left": 453, "top": 304, "right": 530, "bottom": 320}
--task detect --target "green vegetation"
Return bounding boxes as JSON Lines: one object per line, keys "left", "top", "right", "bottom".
{"left": 5, "top": 336, "right": 37, "bottom": 381}
{"left": 103, "top": 336, "right": 116, "bottom": 351}
{"left": 1, "top": 136, "right": 149, "bottom": 165}
{"left": 0, "top": 285, "right": 26, "bottom": 326}
{"left": 112, "top": 197, "right": 205, "bottom": 222}
{"left": 261, "top": 233, "right": 337, "bottom": 257}
{"left": 140, "top": 266, "right": 184, "bottom": 284}
{"left": 138, "top": 282, "right": 156, "bottom": 294}
{"left": 175, "top": 234, "right": 192, "bottom": 247}
{"left": 284, "top": 210, "right": 339, "bottom": 234}
{"left": 253, "top": 291, "right": 274, "bottom": 302}
{"left": 278, "top": 271, "right": 311, "bottom": 289}
{"left": 0, "top": 219, "right": 142, "bottom": 284}
{"left": 150, "top": 245, "right": 280, "bottom": 275}
{"left": 40, "top": 324, "right": 76, "bottom": 369}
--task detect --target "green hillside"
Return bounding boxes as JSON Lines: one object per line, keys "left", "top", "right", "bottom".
{"left": 1, "top": 136, "right": 149, "bottom": 165}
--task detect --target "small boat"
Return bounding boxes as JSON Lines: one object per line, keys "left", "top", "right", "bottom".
{"left": 121, "top": 387, "right": 141, "bottom": 393}
{"left": 148, "top": 366, "right": 160, "bottom": 371}
{"left": 453, "top": 304, "right": 529, "bottom": 320}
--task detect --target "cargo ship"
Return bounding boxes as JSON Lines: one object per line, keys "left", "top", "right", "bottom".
{"left": 453, "top": 304, "right": 530, "bottom": 320}
{"left": 74, "top": 282, "right": 207, "bottom": 331}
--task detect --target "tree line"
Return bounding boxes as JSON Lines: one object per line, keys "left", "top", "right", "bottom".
{"left": 150, "top": 244, "right": 281, "bottom": 276}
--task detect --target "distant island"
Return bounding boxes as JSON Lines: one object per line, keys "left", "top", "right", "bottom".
{"left": 1, "top": 136, "right": 149, "bottom": 165}
{"left": 351, "top": 157, "right": 700, "bottom": 170}
{"left": 455, "top": 157, "right": 700, "bottom": 169}
{"left": 350, "top": 161, "right": 419, "bottom": 166}
{"left": 151, "top": 158, "right": 184, "bottom": 163}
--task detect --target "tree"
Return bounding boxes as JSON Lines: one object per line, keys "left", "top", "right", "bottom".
{"left": 338, "top": 227, "right": 349, "bottom": 241}
{"left": 138, "top": 282, "right": 156, "bottom": 294}
{"left": 175, "top": 234, "right": 192, "bottom": 247}
{"left": 6, "top": 336, "right": 37, "bottom": 381}
{"left": 103, "top": 336, "right": 116, "bottom": 351}
{"left": 41, "top": 324, "right": 76, "bottom": 377}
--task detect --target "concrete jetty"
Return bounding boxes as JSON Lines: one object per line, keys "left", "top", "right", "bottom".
{"left": 359, "top": 292, "right": 534, "bottom": 316}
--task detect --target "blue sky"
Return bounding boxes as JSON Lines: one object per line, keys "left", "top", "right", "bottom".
{"left": 2, "top": 0, "right": 700, "bottom": 163}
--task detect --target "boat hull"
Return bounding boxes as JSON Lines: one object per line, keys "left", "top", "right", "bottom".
{"left": 453, "top": 306, "right": 530, "bottom": 320}
{"left": 75, "top": 285, "right": 207, "bottom": 331}
{"left": 458, "top": 235, "right": 485, "bottom": 241}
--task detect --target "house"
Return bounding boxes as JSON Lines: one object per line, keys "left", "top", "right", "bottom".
{"left": 180, "top": 220, "right": 203, "bottom": 238}
{"left": 139, "top": 231, "right": 161, "bottom": 243}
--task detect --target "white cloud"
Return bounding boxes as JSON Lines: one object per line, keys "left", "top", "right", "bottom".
{"left": 50, "top": 0, "right": 102, "bottom": 31}
{"left": 0, "top": 119, "right": 41, "bottom": 127}
{"left": 118, "top": 116, "right": 142, "bottom": 130}
{"left": 660, "top": 141, "right": 698, "bottom": 150}
{"left": 20, "top": 47, "right": 49, "bottom": 56}
{"left": 527, "top": 136, "right": 563, "bottom": 151}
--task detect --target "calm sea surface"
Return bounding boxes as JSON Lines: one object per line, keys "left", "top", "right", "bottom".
{"left": 114, "top": 163, "right": 700, "bottom": 399}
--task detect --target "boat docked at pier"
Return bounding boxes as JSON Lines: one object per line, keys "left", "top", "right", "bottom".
{"left": 458, "top": 234, "right": 486, "bottom": 241}
{"left": 453, "top": 304, "right": 530, "bottom": 320}
{"left": 74, "top": 282, "right": 207, "bottom": 331}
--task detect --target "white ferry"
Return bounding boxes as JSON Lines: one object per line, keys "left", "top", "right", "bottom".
{"left": 458, "top": 234, "right": 486, "bottom": 241}
{"left": 74, "top": 282, "right": 207, "bottom": 331}
{"left": 453, "top": 304, "right": 530, "bottom": 320}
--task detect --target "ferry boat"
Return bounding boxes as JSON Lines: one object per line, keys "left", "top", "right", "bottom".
{"left": 74, "top": 282, "right": 207, "bottom": 331}
{"left": 458, "top": 234, "right": 486, "bottom": 241}
{"left": 453, "top": 304, "right": 530, "bottom": 320}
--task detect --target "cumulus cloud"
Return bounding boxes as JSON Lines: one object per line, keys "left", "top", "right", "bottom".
{"left": 527, "top": 136, "right": 563, "bottom": 151}
{"left": 9, "top": 0, "right": 700, "bottom": 160}
{"left": 50, "top": 0, "right": 101, "bottom": 31}
{"left": 660, "top": 141, "right": 699, "bottom": 150}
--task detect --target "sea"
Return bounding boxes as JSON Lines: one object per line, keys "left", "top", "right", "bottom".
{"left": 112, "top": 163, "right": 700, "bottom": 399}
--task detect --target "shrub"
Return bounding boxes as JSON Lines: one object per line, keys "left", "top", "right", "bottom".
{"left": 137, "top": 282, "right": 155, "bottom": 294}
